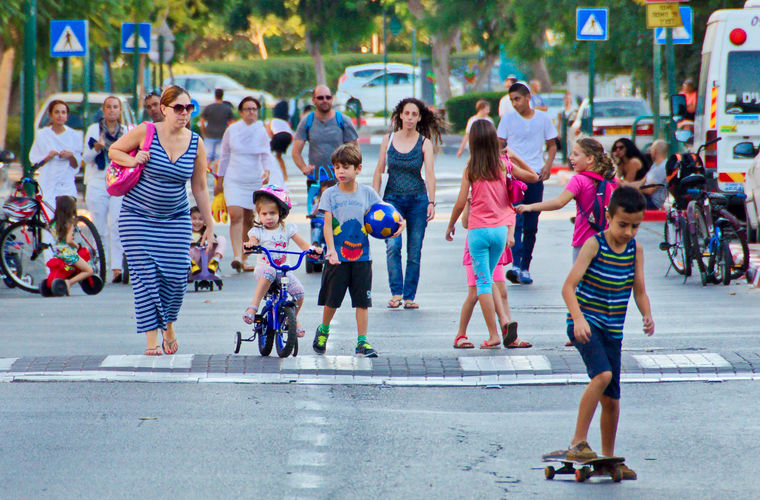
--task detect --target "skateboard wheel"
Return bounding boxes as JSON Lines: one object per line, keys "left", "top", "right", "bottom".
{"left": 544, "top": 466, "right": 555, "bottom": 480}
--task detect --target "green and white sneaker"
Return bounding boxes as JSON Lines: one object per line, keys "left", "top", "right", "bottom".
{"left": 312, "top": 327, "right": 329, "bottom": 355}
{"left": 355, "top": 341, "right": 378, "bottom": 358}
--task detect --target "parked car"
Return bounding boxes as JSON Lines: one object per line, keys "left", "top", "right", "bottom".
{"left": 568, "top": 97, "right": 654, "bottom": 152}
{"left": 337, "top": 63, "right": 417, "bottom": 93}
{"left": 163, "top": 73, "right": 276, "bottom": 111}
{"left": 339, "top": 66, "right": 464, "bottom": 114}
{"left": 35, "top": 92, "right": 137, "bottom": 131}
{"left": 540, "top": 92, "right": 566, "bottom": 131}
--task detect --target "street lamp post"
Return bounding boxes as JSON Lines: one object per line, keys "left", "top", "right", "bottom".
{"left": 22, "top": 0, "right": 37, "bottom": 177}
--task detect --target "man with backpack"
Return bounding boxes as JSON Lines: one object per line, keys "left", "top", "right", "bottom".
{"left": 497, "top": 82, "right": 558, "bottom": 284}
{"left": 292, "top": 85, "right": 358, "bottom": 196}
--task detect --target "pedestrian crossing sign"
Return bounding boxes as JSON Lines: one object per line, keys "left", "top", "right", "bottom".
{"left": 576, "top": 8, "right": 609, "bottom": 41}
{"left": 50, "top": 20, "right": 88, "bottom": 58}
{"left": 655, "top": 6, "right": 693, "bottom": 45}
{"left": 121, "top": 22, "right": 152, "bottom": 54}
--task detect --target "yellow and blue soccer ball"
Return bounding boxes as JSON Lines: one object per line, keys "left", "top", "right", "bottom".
{"left": 364, "top": 202, "right": 401, "bottom": 239}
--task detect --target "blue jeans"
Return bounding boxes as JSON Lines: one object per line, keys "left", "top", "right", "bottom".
{"left": 512, "top": 180, "right": 544, "bottom": 271}
{"left": 384, "top": 192, "right": 428, "bottom": 301}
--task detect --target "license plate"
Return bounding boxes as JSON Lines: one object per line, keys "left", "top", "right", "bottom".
{"left": 606, "top": 127, "right": 632, "bottom": 135}
{"left": 718, "top": 182, "right": 744, "bottom": 193}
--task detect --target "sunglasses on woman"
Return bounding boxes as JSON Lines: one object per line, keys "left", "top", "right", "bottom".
{"left": 168, "top": 103, "right": 196, "bottom": 114}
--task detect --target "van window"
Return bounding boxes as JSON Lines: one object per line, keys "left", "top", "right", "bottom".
{"left": 725, "top": 51, "right": 760, "bottom": 114}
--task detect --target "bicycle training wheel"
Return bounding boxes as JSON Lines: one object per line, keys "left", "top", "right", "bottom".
{"left": 74, "top": 215, "right": 106, "bottom": 283}
{"left": 275, "top": 305, "right": 297, "bottom": 358}
{"left": 663, "top": 212, "right": 688, "bottom": 276}
{"left": 0, "top": 220, "right": 54, "bottom": 293}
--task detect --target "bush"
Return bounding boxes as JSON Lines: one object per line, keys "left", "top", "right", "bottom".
{"left": 185, "top": 53, "right": 415, "bottom": 99}
{"left": 445, "top": 91, "right": 504, "bottom": 133}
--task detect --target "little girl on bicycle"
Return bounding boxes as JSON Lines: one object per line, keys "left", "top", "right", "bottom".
{"left": 190, "top": 206, "right": 227, "bottom": 275}
{"left": 516, "top": 137, "right": 617, "bottom": 262}
{"left": 53, "top": 195, "right": 94, "bottom": 293}
{"left": 241, "top": 185, "right": 320, "bottom": 336}
{"left": 446, "top": 120, "right": 537, "bottom": 349}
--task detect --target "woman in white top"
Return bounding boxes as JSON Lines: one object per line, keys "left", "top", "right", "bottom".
{"left": 266, "top": 100, "right": 294, "bottom": 182}
{"left": 216, "top": 96, "right": 274, "bottom": 272}
{"left": 29, "top": 100, "right": 83, "bottom": 212}
{"left": 83, "top": 96, "right": 127, "bottom": 282}
{"left": 456, "top": 99, "right": 494, "bottom": 158}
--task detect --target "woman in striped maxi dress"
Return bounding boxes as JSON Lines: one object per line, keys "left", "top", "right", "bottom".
{"left": 110, "top": 86, "right": 214, "bottom": 355}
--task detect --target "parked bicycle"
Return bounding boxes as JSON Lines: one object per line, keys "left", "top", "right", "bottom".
{"left": 234, "top": 245, "right": 319, "bottom": 358}
{"left": 0, "top": 168, "right": 105, "bottom": 293}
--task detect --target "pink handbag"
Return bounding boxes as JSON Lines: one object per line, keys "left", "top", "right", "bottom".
{"left": 502, "top": 154, "right": 527, "bottom": 205}
{"left": 105, "top": 122, "right": 156, "bottom": 196}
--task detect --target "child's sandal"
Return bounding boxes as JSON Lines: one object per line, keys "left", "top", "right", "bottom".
{"left": 242, "top": 307, "right": 257, "bottom": 324}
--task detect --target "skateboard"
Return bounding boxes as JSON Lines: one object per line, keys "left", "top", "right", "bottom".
{"left": 542, "top": 451, "right": 625, "bottom": 482}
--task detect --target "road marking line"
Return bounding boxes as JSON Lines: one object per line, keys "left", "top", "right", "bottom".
{"left": 100, "top": 354, "right": 193, "bottom": 369}
{"left": 459, "top": 355, "right": 551, "bottom": 372}
{"left": 287, "top": 472, "right": 324, "bottom": 489}
{"left": 0, "top": 358, "right": 18, "bottom": 371}
{"left": 287, "top": 451, "right": 329, "bottom": 467}
{"left": 632, "top": 352, "right": 730, "bottom": 369}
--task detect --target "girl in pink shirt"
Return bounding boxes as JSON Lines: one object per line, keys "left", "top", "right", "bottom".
{"left": 517, "top": 138, "right": 617, "bottom": 261}
{"left": 446, "top": 120, "right": 537, "bottom": 349}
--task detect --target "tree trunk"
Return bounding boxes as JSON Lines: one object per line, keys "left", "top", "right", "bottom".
{"left": 250, "top": 26, "right": 269, "bottom": 60}
{"left": 472, "top": 53, "right": 498, "bottom": 92}
{"left": 305, "top": 31, "right": 326, "bottom": 87}
{"left": 430, "top": 29, "right": 458, "bottom": 105}
{"left": 0, "top": 47, "right": 15, "bottom": 149}
{"left": 530, "top": 58, "right": 552, "bottom": 92}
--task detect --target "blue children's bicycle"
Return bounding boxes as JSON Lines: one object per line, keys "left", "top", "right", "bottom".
{"left": 235, "top": 245, "right": 317, "bottom": 358}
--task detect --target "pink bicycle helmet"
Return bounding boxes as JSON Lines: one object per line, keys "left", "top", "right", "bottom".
{"left": 253, "top": 184, "right": 292, "bottom": 217}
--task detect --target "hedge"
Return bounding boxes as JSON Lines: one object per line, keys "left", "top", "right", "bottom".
{"left": 183, "top": 53, "right": 415, "bottom": 99}
{"left": 445, "top": 91, "right": 505, "bottom": 133}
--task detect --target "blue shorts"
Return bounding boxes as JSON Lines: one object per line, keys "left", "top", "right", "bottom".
{"left": 566, "top": 322, "right": 622, "bottom": 400}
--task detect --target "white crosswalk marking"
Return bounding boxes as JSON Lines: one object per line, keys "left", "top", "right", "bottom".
{"left": 100, "top": 354, "right": 193, "bottom": 369}
{"left": 633, "top": 353, "right": 730, "bottom": 369}
{"left": 459, "top": 355, "right": 551, "bottom": 372}
{"left": 0, "top": 358, "right": 18, "bottom": 371}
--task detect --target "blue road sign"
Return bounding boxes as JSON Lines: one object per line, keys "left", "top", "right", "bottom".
{"left": 655, "top": 6, "right": 693, "bottom": 45}
{"left": 576, "top": 8, "right": 609, "bottom": 42}
{"left": 121, "top": 22, "right": 151, "bottom": 54}
{"left": 50, "top": 20, "right": 88, "bottom": 57}
{"left": 190, "top": 98, "right": 200, "bottom": 118}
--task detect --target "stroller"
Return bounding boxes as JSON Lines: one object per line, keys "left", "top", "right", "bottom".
{"left": 189, "top": 242, "right": 223, "bottom": 291}
{"left": 305, "top": 166, "right": 333, "bottom": 274}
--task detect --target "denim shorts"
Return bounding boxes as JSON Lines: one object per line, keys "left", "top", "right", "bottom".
{"left": 566, "top": 322, "right": 622, "bottom": 400}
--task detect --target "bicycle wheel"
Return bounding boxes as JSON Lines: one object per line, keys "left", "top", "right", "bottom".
{"left": 718, "top": 241, "right": 732, "bottom": 286}
{"left": 690, "top": 201, "right": 711, "bottom": 278}
{"left": 258, "top": 325, "right": 274, "bottom": 357}
{"left": 0, "top": 220, "right": 54, "bottom": 293}
{"left": 663, "top": 211, "right": 688, "bottom": 276}
{"left": 720, "top": 222, "right": 749, "bottom": 280}
{"left": 275, "top": 305, "right": 297, "bottom": 358}
{"left": 74, "top": 216, "right": 106, "bottom": 283}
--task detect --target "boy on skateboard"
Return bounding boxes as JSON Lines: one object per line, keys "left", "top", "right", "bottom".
{"left": 560, "top": 186, "right": 654, "bottom": 480}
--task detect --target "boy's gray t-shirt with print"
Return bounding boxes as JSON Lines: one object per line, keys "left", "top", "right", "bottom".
{"left": 294, "top": 112, "right": 358, "bottom": 169}
{"left": 318, "top": 184, "right": 381, "bottom": 263}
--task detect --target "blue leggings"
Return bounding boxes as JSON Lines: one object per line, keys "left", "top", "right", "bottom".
{"left": 467, "top": 226, "right": 508, "bottom": 295}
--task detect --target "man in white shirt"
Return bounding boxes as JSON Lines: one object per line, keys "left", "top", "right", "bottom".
{"left": 639, "top": 140, "right": 669, "bottom": 209}
{"left": 498, "top": 76, "right": 518, "bottom": 117}
{"left": 496, "top": 82, "right": 558, "bottom": 284}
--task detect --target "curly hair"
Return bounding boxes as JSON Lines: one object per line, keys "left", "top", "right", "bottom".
{"left": 390, "top": 97, "right": 447, "bottom": 149}
{"left": 576, "top": 137, "right": 616, "bottom": 180}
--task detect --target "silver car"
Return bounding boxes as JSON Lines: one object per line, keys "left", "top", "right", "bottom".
{"left": 568, "top": 97, "right": 654, "bottom": 152}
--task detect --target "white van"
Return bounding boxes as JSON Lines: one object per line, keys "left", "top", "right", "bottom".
{"left": 694, "top": 1, "right": 760, "bottom": 193}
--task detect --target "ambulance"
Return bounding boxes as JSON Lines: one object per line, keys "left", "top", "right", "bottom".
{"left": 694, "top": 0, "right": 760, "bottom": 194}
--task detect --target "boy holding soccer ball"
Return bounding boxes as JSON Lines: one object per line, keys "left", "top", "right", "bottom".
{"left": 314, "top": 143, "right": 405, "bottom": 357}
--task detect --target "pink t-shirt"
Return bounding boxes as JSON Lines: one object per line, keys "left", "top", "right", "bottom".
{"left": 565, "top": 173, "right": 618, "bottom": 247}
{"left": 468, "top": 169, "right": 516, "bottom": 229}
{"left": 462, "top": 234, "right": 512, "bottom": 266}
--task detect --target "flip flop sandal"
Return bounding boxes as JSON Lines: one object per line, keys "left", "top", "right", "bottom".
{"left": 387, "top": 298, "right": 402, "bottom": 308}
{"left": 242, "top": 307, "right": 257, "bottom": 324}
{"left": 506, "top": 340, "right": 533, "bottom": 349}
{"left": 453, "top": 334, "right": 475, "bottom": 349}
{"left": 501, "top": 321, "right": 518, "bottom": 347}
{"left": 403, "top": 302, "right": 420, "bottom": 309}
{"left": 145, "top": 345, "right": 162, "bottom": 356}
{"left": 479, "top": 340, "right": 502, "bottom": 349}
{"left": 231, "top": 259, "right": 243, "bottom": 272}
{"left": 162, "top": 338, "right": 178, "bottom": 355}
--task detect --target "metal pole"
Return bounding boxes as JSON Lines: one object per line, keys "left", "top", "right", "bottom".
{"left": 652, "top": 32, "right": 662, "bottom": 139}
{"left": 103, "top": 49, "right": 112, "bottom": 92}
{"left": 22, "top": 0, "right": 37, "bottom": 177}
{"left": 133, "top": 25, "right": 140, "bottom": 119}
{"left": 586, "top": 42, "right": 595, "bottom": 135}
{"left": 382, "top": 7, "right": 388, "bottom": 126}
{"left": 412, "top": 29, "right": 417, "bottom": 98}
{"left": 62, "top": 58, "right": 71, "bottom": 92}
{"left": 665, "top": 27, "right": 677, "bottom": 154}
{"left": 83, "top": 49, "right": 90, "bottom": 127}
{"left": 158, "top": 35, "right": 164, "bottom": 90}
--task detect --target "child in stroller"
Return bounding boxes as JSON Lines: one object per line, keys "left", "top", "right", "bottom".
{"left": 189, "top": 206, "right": 226, "bottom": 291}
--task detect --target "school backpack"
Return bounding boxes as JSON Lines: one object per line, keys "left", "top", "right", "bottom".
{"left": 577, "top": 171, "right": 618, "bottom": 232}
{"left": 304, "top": 111, "right": 345, "bottom": 139}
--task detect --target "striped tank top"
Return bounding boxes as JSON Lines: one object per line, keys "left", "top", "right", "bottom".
{"left": 567, "top": 233, "right": 636, "bottom": 338}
